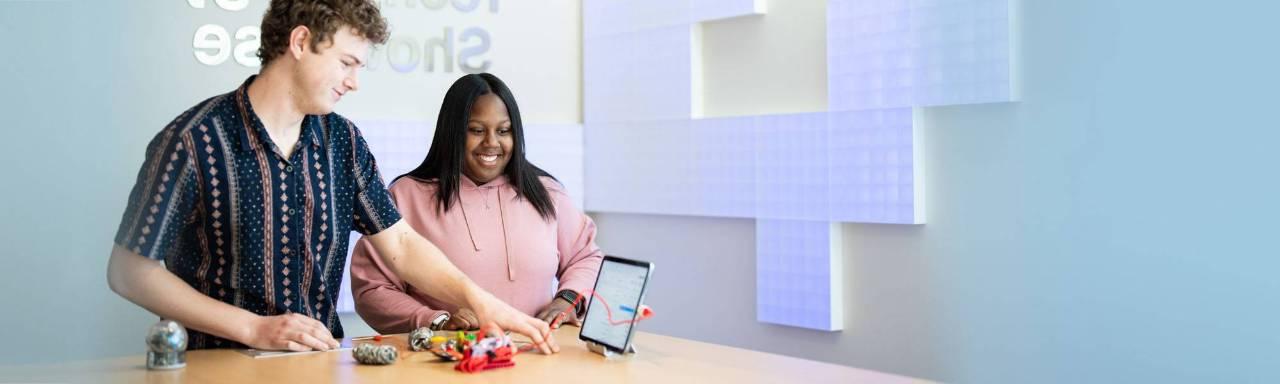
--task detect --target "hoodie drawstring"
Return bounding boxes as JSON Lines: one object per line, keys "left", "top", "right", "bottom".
{"left": 498, "top": 188, "right": 515, "bottom": 282}
{"left": 457, "top": 185, "right": 515, "bottom": 282}
{"left": 458, "top": 195, "right": 481, "bottom": 252}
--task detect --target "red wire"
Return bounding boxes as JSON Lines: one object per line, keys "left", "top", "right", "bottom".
{"left": 553, "top": 289, "right": 653, "bottom": 327}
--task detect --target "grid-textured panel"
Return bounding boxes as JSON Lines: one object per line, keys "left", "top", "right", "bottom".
{"left": 690, "top": 116, "right": 756, "bottom": 218}
{"left": 579, "top": 0, "right": 1013, "bottom": 331}
{"left": 584, "top": 121, "right": 636, "bottom": 213}
{"left": 828, "top": 0, "right": 912, "bottom": 110}
{"left": 827, "top": 108, "right": 919, "bottom": 223}
{"left": 524, "top": 123, "right": 586, "bottom": 209}
{"left": 828, "top": 0, "right": 1011, "bottom": 111}
{"left": 353, "top": 119, "right": 432, "bottom": 182}
{"left": 584, "top": 110, "right": 923, "bottom": 225}
{"left": 584, "top": 120, "right": 695, "bottom": 215}
{"left": 584, "top": 25, "right": 693, "bottom": 123}
{"left": 755, "top": 113, "right": 830, "bottom": 221}
{"left": 756, "top": 219, "right": 842, "bottom": 331}
{"left": 911, "top": 0, "right": 1011, "bottom": 105}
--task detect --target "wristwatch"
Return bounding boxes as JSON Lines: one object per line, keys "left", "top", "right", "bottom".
{"left": 428, "top": 311, "right": 451, "bottom": 331}
{"left": 555, "top": 289, "right": 586, "bottom": 318}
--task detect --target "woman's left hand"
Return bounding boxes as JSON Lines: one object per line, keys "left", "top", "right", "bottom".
{"left": 535, "top": 298, "right": 579, "bottom": 329}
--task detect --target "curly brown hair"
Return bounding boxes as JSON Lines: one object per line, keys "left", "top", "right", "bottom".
{"left": 257, "top": 0, "right": 389, "bottom": 66}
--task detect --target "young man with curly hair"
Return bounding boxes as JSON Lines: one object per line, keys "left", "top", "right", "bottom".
{"left": 107, "top": 0, "right": 558, "bottom": 354}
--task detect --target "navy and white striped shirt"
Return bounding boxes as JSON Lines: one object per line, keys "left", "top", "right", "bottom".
{"left": 114, "top": 76, "right": 402, "bottom": 348}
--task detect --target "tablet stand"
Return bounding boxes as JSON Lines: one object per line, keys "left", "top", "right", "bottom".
{"left": 586, "top": 340, "right": 637, "bottom": 360}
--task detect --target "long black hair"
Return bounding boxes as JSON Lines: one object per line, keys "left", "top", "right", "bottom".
{"left": 394, "top": 73, "right": 557, "bottom": 220}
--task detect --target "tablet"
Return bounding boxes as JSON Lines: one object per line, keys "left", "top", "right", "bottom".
{"left": 578, "top": 255, "right": 654, "bottom": 354}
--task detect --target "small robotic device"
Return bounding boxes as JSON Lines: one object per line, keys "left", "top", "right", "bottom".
{"left": 145, "top": 320, "right": 188, "bottom": 370}
{"left": 408, "top": 327, "right": 523, "bottom": 373}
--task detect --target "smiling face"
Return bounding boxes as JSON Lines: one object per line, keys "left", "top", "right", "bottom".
{"left": 462, "top": 93, "right": 513, "bottom": 185}
{"left": 290, "top": 26, "right": 370, "bottom": 115}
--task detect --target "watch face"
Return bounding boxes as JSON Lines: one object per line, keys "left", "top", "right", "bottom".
{"left": 559, "top": 290, "right": 580, "bottom": 305}
{"left": 558, "top": 291, "right": 585, "bottom": 318}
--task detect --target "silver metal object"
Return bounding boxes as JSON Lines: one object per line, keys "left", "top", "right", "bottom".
{"left": 353, "top": 343, "right": 398, "bottom": 365}
{"left": 145, "top": 320, "right": 187, "bottom": 370}
{"left": 408, "top": 327, "right": 434, "bottom": 352}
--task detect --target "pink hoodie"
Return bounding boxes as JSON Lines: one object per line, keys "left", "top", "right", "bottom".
{"left": 350, "top": 175, "right": 603, "bottom": 334}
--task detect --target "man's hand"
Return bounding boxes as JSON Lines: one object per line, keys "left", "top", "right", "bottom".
{"left": 535, "top": 298, "right": 578, "bottom": 329}
{"left": 363, "top": 222, "right": 559, "bottom": 354}
{"left": 109, "top": 245, "right": 322, "bottom": 352}
{"left": 244, "top": 313, "right": 340, "bottom": 352}
{"left": 470, "top": 293, "right": 560, "bottom": 354}
{"left": 442, "top": 308, "right": 481, "bottom": 330}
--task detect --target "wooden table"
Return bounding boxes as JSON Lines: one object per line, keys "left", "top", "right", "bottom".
{"left": 0, "top": 326, "right": 933, "bottom": 383}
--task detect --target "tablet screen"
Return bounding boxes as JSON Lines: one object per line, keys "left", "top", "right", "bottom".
{"left": 579, "top": 256, "right": 653, "bottom": 352}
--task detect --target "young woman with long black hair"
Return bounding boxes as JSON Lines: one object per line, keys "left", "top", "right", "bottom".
{"left": 350, "top": 73, "right": 602, "bottom": 334}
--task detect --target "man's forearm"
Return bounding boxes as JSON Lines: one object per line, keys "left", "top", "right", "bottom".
{"left": 367, "top": 222, "right": 558, "bottom": 353}
{"left": 368, "top": 222, "right": 486, "bottom": 310}
{"left": 107, "top": 245, "right": 257, "bottom": 344}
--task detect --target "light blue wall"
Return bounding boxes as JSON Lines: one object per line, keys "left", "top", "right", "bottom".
{"left": 917, "top": 2, "right": 1278, "bottom": 381}
{"left": 0, "top": 1, "right": 260, "bottom": 364}
{"left": 1, "top": 1, "right": 1277, "bottom": 383}
{"left": 1, "top": 1, "right": 150, "bottom": 364}
{"left": 592, "top": 1, "right": 1280, "bottom": 383}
